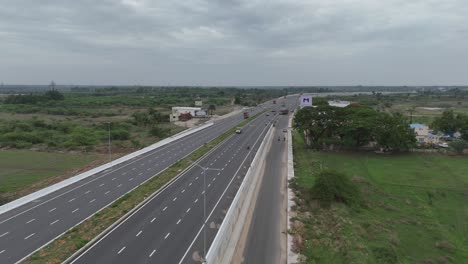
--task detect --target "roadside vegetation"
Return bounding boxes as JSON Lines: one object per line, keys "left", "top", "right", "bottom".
{"left": 0, "top": 150, "right": 98, "bottom": 204}
{"left": 293, "top": 99, "right": 417, "bottom": 151}
{"left": 290, "top": 132, "right": 468, "bottom": 263}
{"left": 0, "top": 86, "right": 287, "bottom": 204}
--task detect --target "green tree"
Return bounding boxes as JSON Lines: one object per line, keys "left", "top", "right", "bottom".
{"left": 339, "top": 106, "right": 379, "bottom": 148}
{"left": 310, "top": 169, "right": 362, "bottom": 208}
{"left": 44, "top": 90, "right": 65, "bottom": 101}
{"left": 374, "top": 113, "right": 416, "bottom": 151}
{"left": 449, "top": 139, "right": 468, "bottom": 154}
{"left": 208, "top": 104, "right": 216, "bottom": 116}
{"left": 132, "top": 112, "right": 150, "bottom": 126}
{"left": 293, "top": 105, "right": 345, "bottom": 148}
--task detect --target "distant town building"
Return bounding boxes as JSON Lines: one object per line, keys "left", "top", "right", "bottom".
{"left": 328, "top": 100, "right": 351, "bottom": 108}
{"left": 195, "top": 100, "right": 203, "bottom": 106}
{"left": 410, "top": 123, "right": 441, "bottom": 144}
{"left": 170, "top": 107, "right": 201, "bottom": 122}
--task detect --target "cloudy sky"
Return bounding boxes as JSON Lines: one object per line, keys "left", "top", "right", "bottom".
{"left": 1, "top": 0, "right": 468, "bottom": 86}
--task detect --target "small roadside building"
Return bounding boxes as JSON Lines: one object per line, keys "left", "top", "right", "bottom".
{"left": 170, "top": 107, "right": 201, "bottom": 122}
{"left": 410, "top": 123, "right": 441, "bottom": 145}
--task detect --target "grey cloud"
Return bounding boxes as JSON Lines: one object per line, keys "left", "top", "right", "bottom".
{"left": 1, "top": 0, "right": 468, "bottom": 85}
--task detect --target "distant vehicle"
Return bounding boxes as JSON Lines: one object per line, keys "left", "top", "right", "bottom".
{"left": 271, "top": 109, "right": 276, "bottom": 112}
{"left": 235, "top": 128, "right": 242, "bottom": 134}
{"left": 279, "top": 107, "right": 289, "bottom": 115}
{"left": 266, "top": 113, "right": 269, "bottom": 116}
{"left": 243, "top": 112, "right": 249, "bottom": 119}
{"left": 283, "top": 128, "right": 288, "bottom": 133}
{"left": 438, "top": 142, "right": 449, "bottom": 148}
{"left": 273, "top": 100, "right": 277, "bottom": 104}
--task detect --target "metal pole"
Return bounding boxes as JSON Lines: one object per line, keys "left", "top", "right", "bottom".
{"left": 108, "top": 122, "right": 112, "bottom": 162}
{"left": 203, "top": 168, "right": 206, "bottom": 261}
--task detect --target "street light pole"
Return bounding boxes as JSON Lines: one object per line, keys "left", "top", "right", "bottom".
{"left": 107, "top": 122, "right": 112, "bottom": 162}
{"left": 191, "top": 162, "right": 221, "bottom": 263}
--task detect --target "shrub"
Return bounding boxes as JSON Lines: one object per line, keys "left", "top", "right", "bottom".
{"left": 310, "top": 169, "right": 362, "bottom": 207}
{"left": 149, "top": 126, "right": 168, "bottom": 138}
{"left": 449, "top": 139, "right": 468, "bottom": 154}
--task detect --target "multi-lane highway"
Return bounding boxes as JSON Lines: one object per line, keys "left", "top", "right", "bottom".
{"left": 69, "top": 96, "right": 297, "bottom": 263}
{"left": 0, "top": 103, "right": 271, "bottom": 264}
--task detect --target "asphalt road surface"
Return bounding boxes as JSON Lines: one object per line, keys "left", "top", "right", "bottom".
{"left": 0, "top": 102, "right": 273, "bottom": 264}
{"left": 70, "top": 101, "right": 287, "bottom": 263}
{"left": 242, "top": 111, "right": 291, "bottom": 264}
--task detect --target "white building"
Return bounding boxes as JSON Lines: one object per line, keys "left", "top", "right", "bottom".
{"left": 410, "top": 123, "right": 441, "bottom": 145}
{"left": 170, "top": 107, "right": 201, "bottom": 122}
{"left": 328, "top": 100, "right": 351, "bottom": 108}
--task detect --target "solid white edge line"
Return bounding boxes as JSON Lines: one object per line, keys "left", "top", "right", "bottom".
{"left": 0, "top": 122, "right": 212, "bottom": 223}
{"left": 66, "top": 112, "right": 263, "bottom": 263}
{"left": 178, "top": 113, "right": 272, "bottom": 264}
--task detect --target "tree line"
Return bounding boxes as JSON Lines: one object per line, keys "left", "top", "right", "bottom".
{"left": 294, "top": 103, "right": 416, "bottom": 151}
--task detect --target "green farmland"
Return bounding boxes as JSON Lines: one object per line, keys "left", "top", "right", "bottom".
{"left": 292, "top": 133, "right": 468, "bottom": 263}
{"left": 0, "top": 150, "right": 97, "bottom": 201}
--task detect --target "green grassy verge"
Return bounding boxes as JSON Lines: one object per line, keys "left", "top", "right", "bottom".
{"left": 0, "top": 150, "right": 96, "bottom": 194}
{"left": 23, "top": 112, "right": 262, "bottom": 264}
{"left": 292, "top": 131, "right": 468, "bottom": 264}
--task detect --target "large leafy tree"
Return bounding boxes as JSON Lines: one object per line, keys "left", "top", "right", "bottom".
{"left": 339, "top": 106, "right": 379, "bottom": 148}
{"left": 294, "top": 105, "right": 345, "bottom": 147}
{"left": 374, "top": 113, "right": 416, "bottom": 151}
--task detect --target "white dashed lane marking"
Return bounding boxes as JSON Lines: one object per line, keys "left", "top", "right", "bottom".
{"left": 48, "top": 208, "right": 56, "bottom": 213}
{"left": 176, "top": 219, "right": 181, "bottom": 225}
{"left": 50, "top": 219, "right": 59, "bottom": 225}
{"left": 118, "top": 246, "right": 126, "bottom": 254}
{"left": 0, "top": 232, "right": 9, "bottom": 238}
{"left": 72, "top": 208, "right": 79, "bottom": 213}
{"left": 150, "top": 217, "right": 156, "bottom": 223}
{"left": 136, "top": 230, "right": 142, "bottom": 237}
{"left": 68, "top": 198, "right": 75, "bottom": 202}
{"left": 105, "top": 191, "right": 110, "bottom": 195}
{"left": 194, "top": 198, "right": 198, "bottom": 203}
{"left": 149, "top": 249, "right": 156, "bottom": 257}
{"left": 164, "top": 233, "right": 170, "bottom": 239}
{"left": 26, "top": 219, "right": 35, "bottom": 224}
{"left": 24, "top": 233, "right": 35, "bottom": 240}
{"left": 163, "top": 206, "right": 168, "bottom": 211}
{"left": 89, "top": 199, "right": 96, "bottom": 203}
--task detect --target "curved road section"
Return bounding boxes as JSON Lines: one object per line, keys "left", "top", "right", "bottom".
{"left": 0, "top": 103, "right": 270, "bottom": 264}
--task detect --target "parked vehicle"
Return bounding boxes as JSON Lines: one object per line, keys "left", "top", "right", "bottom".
{"left": 235, "top": 128, "right": 242, "bottom": 134}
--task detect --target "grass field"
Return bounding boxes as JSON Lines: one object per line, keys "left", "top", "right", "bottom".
{"left": 292, "top": 132, "right": 468, "bottom": 263}
{"left": 0, "top": 150, "right": 97, "bottom": 194}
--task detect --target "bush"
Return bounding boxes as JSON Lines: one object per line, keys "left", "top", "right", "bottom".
{"left": 449, "top": 139, "right": 468, "bottom": 154}
{"left": 149, "top": 126, "right": 168, "bottom": 138}
{"left": 310, "top": 169, "right": 362, "bottom": 207}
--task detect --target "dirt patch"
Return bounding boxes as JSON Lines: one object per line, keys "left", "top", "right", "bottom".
{"left": 435, "top": 241, "right": 454, "bottom": 252}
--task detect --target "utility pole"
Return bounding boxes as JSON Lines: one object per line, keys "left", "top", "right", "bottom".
{"left": 190, "top": 162, "right": 221, "bottom": 263}
{"left": 107, "top": 122, "right": 112, "bottom": 162}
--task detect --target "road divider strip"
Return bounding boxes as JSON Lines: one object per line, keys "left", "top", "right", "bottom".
{"left": 205, "top": 120, "right": 274, "bottom": 263}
